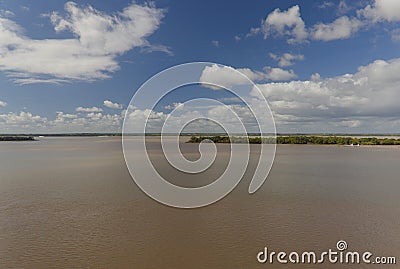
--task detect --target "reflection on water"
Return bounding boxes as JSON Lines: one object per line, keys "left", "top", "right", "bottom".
{"left": 0, "top": 137, "right": 399, "bottom": 268}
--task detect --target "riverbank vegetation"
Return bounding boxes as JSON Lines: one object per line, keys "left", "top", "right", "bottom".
{"left": 0, "top": 136, "right": 35, "bottom": 141}
{"left": 188, "top": 135, "right": 400, "bottom": 145}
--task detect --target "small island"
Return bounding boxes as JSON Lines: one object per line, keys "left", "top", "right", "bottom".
{"left": 0, "top": 136, "right": 36, "bottom": 141}
{"left": 188, "top": 135, "right": 400, "bottom": 146}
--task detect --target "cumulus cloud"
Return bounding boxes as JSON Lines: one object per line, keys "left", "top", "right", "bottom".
{"left": 124, "top": 101, "right": 267, "bottom": 134}
{"left": 0, "top": 111, "right": 48, "bottom": 130}
{"left": 312, "top": 16, "right": 362, "bottom": 41}
{"left": 3, "top": 56, "right": 400, "bottom": 133}
{"left": 269, "top": 53, "right": 304, "bottom": 67}
{"left": 261, "top": 5, "right": 308, "bottom": 44}
{"left": 337, "top": 0, "right": 353, "bottom": 15}
{"left": 103, "top": 100, "right": 123, "bottom": 109}
{"left": 199, "top": 65, "right": 257, "bottom": 89}
{"left": 0, "top": 2, "right": 166, "bottom": 84}
{"left": 124, "top": 108, "right": 167, "bottom": 133}
{"left": 359, "top": 0, "right": 400, "bottom": 22}
{"left": 250, "top": 1, "right": 400, "bottom": 43}
{"left": 0, "top": 10, "right": 15, "bottom": 18}
{"left": 199, "top": 64, "right": 297, "bottom": 89}
{"left": 253, "top": 57, "right": 400, "bottom": 132}
{"left": 318, "top": 1, "right": 334, "bottom": 9}
{"left": 55, "top": 111, "right": 77, "bottom": 123}
{"left": 59, "top": 112, "right": 76, "bottom": 119}
{"left": 165, "top": 102, "right": 184, "bottom": 110}
{"left": 315, "top": 0, "right": 400, "bottom": 41}
{"left": 262, "top": 67, "right": 297, "bottom": 80}
{"left": 0, "top": 100, "right": 7, "bottom": 107}
{"left": 0, "top": 110, "right": 122, "bottom": 133}
{"left": 310, "top": 73, "right": 321, "bottom": 81}
{"left": 76, "top": 106, "right": 103, "bottom": 113}
{"left": 2, "top": 55, "right": 400, "bottom": 134}
{"left": 246, "top": 27, "right": 261, "bottom": 38}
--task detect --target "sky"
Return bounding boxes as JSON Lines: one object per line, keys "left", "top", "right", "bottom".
{"left": 0, "top": 0, "right": 400, "bottom": 133}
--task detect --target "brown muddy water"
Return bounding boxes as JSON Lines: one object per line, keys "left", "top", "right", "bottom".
{"left": 0, "top": 137, "right": 399, "bottom": 268}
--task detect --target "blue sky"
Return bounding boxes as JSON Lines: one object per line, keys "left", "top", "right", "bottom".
{"left": 0, "top": 0, "right": 400, "bottom": 133}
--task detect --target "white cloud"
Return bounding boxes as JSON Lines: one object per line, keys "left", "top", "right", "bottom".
{"left": 0, "top": 10, "right": 15, "bottom": 18}
{"left": 246, "top": 27, "right": 260, "bottom": 37}
{"left": 359, "top": 0, "right": 400, "bottom": 22}
{"left": 318, "top": 1, "right": 334, "bottom": 9}
{"left": 54, "top": 112, "right": 121, "bottom": 132}
{"left": 20, "top": 6, "right": 30, "bottom": 12}
{"left": 251, "top": 2, "right": 400, "bottom": 43}
{"left": 0, "top": 100, "right": 7, "bottom": 107}
{"left": 0, "top": 111, "right": 48, "bottom": 127}
{"left": 3, "top": 56, "right": 400, "bottom": 133}
{"left": 165, "top": 102, "right": 184, "bottom": 110}
{"left": 314, "top": 0, "right": 400, "bottom": 41}
{"left": 86, "top": 112, "right": 103, "bottom": 120}
{"left": 263, "top": 67, "right": 297, "bottom": 81}
{"left": 338, "top": 120, "right": 361, "bottom": 128}
{"left": 140, "top": 44, "right": 173, "bottom": 56}
{"left": 124, "top": 101, "right": 268, "bottom": 134}
{"left": 58, "top": 112, "right": 77, "bottom": 119}
{"left": 55, "top": 111, "right": 77, "bottom": 123}
{"left": 261, "top": 5, "right": 308, "bottom": 44}
{"left": 200, "top": 65, "right": 257, "bottom": 89}
{"left": 125, "top": 108, "right": 167, "bottom": 133}
{"left": 211, "top": 40, "right": 219, "bottom": 47}
{"left": 269, "top": 53, "right": 304, "bottom": 67}
{"left": 0, "top": 2, "right": 166, "bottom": 84}
{"left": 254, "top": 4, "right": 360, "bottom": 43}
{"left": 391, "top": 29, "right": 400, "bottom": 41}
{"left": 253, "top": 57, "right": 400, "bottom": 132}
{"left": 3, "top": 55, "right": 400, "bottom": 134}
{"left": 310, "top": 73, "right": 321, "bottom": 81}
{"left": 312, "top": 16, "right": 362, "bottom": 41}
{"left": 337, "top": 0, "right": 351, "bottom": 15}
{"left": 0, "top": 110, "right": 122, "bottom": 133}
{"left": 199, "top": 64, "right": 297, "bottom": 89}
{"left": 103, "top": 100, "right": 123, "bottom": 109}
{"left": 76, "top": 106, "right": 103, "bottom": 113}
{"left": 235, "top": 67, "right": 268, "bottom": 81}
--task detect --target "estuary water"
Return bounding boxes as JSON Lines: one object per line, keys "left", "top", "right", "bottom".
{"left": 0, "top": 137, "right": 399, "bottom": 268}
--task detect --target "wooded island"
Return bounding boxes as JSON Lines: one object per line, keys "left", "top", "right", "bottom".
{"left": 0, "top": 136, "right": 35, "bottom": 141}
{"left": 188, "top": 135, "right": 400, "bottom": 145}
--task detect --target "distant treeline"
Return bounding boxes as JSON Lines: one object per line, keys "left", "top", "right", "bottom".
{"left": 188, "top": 135, "right": 400, "bottom": 145}
{"left": 188, "top": 136, "right": 274, "bottom": 144}
{"left": 0, "top": 136, "right": 35, "bottom": 141}
{"left": 0, "top": 133, "right": 123, "bottom": 137}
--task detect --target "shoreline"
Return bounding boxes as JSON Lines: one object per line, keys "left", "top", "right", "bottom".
{"left": 276, "top": 143, "right": 400, "bottom": 148}
{"left": 2, "top": 135, "right": 400, "bottom": 147}
{"left": 187, "top": 135, "right": 400, "bottom": 146}
{"left": 0, "top": 136, "right": 36, "bottom": 142}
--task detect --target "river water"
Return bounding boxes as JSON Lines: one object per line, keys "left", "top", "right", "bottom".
{"left": 0, "top": 137, "right": 399, "bottom": 268}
